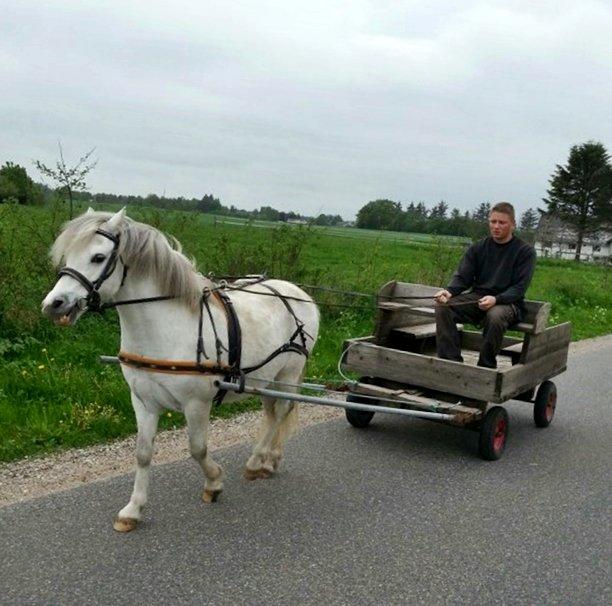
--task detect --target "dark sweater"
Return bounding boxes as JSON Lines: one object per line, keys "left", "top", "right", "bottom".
{"left": 447, "top": 236, "right": 536, "bottom": 307}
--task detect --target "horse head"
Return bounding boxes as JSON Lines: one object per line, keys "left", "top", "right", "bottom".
{"left": 42, "top": 207, "right": 127, "bottom": 326}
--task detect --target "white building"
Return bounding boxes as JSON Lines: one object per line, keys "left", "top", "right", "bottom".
{"left": 534, "top": 215, "right": 611, "bottom": 262}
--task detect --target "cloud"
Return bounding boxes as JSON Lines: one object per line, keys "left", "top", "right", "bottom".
{"left": 1, "top": 0, "right": 610, "bottom": 217}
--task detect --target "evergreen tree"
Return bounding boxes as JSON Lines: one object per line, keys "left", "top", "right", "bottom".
{"left": 519, "top": 208, "right": 539, "bottom": 242}
{"left": 472, "top": 202, "right": 491, "bottom": 223}
{"left": 542, "top": 141, "right": 612, "bottom": 260}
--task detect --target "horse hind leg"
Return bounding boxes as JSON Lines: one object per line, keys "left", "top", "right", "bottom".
{"left": 245, "top": 369, "right": 300, "bottom": 480}
{"left": 184, "top": 400, "right": 224, "bottom": 503}
{"left": 114, "top": 395, "right": 159, "bottom": 532}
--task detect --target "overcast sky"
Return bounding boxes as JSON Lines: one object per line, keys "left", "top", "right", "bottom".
{"left": 2, "top": 1, "right": 611, "bottom": 218}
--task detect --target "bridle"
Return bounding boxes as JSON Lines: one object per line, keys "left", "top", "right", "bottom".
{"left": 57, "top": 228, "right": 173, "bottom": 313}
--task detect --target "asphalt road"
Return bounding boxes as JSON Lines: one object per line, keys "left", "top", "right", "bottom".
{"left": 1, "top": 339, "right": 610, "bottom": 605}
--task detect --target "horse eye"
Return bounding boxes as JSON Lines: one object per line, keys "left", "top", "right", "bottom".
{"left": 91, "top": 254, "right": 106, "bottom": 264}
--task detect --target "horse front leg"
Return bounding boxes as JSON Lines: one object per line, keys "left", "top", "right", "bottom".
{"left": 184, "top": 400, "right": 224, "bottom": 503}
{"left": 114, "top": 394, "right": 159, "bottom": 532}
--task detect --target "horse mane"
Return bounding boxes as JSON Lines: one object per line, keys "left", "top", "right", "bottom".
{"left": 51, "top": 211, "right": 204, "bottom": 308}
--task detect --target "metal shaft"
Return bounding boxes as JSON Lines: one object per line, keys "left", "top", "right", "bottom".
{"left": 214, "top": 380, "right": 454, "bottom": 421}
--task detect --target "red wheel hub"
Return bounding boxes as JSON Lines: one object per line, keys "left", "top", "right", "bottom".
{"left": 493, "top": 418, "right": 507, "bottom": 453}
{"left": 545, "top": 392, "right": 557, "bottom": 422}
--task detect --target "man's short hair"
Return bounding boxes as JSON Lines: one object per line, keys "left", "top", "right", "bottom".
{"left": 490, "top": 201, "right": 515, "bottom": 222}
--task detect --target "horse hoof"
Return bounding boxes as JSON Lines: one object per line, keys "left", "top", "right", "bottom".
{"left": 244, "top": 467, "right": 273, "bottom": 481}
{"left": 113, "top": 517, "right": 138, "bottom": 533}
{"left": 202, "top": 489, "right": 222, "bottom": 503}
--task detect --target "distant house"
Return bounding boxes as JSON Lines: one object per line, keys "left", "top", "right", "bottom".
{"left": 535, "top": 215, "right": 611, "bottom": 262}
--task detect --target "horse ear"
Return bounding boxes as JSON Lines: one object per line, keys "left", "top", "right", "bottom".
{"left": 106, "top": 207, "right": 127, "bottom": 231}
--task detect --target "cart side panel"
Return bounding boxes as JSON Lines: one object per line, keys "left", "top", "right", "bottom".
{"left": 520, "top": 322, "right": 571, "bottom": 363}
{"left": 498, "top": 324, "right": 571, "bottom": 400}
{"left": 523, "top": 301, "right": 552, "bottom": 334}
{"left": 342, "top": 341, "right": 499, "bottom": 402}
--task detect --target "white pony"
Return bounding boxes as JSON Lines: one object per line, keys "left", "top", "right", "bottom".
{"left": 42, "top": 208, "right": 319, "bottom": 532}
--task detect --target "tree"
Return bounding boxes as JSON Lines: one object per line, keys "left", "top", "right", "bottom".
{"left": 0, "top": 162, "right": 43, "bottom": 205}
{"left": 519, "top": 208, "right": 539, "bottom": 242}
{"left": 472, "top": 202, "right": 491, "bottom": 223}
{"left": 198, "top": 194, "right": 223, "bottom": 213}
{"left": 356, "top": 199, "right": 404, "bottom": 231}
{"left": 542, "top": 141, "right": 612, "bottom": 260}
{"left": 34, "top": 144, "right": 97, "bottom": 218}
{"left": 429, "top": 200, "right": 449, "bottom": 219}
{"left": 257, "top": 206, "right": 280, "bottom": 222}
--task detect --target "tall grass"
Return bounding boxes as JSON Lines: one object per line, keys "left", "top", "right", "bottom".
{"left": 0, "top": 203, "right": 610, "bottom": 462}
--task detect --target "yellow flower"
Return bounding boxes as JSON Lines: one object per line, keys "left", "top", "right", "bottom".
{"left": 42, "top": 348, "right": 47, "bottom": 353}
{"left": 37, "top": 365, "right": 45, "bottom": 370}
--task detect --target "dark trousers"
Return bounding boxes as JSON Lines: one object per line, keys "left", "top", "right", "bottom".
{"left": 435, "top": 292, "right": 519, "bottom": 368}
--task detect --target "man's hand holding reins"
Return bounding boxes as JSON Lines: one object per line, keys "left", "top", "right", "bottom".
{"left": 434, "top": 289, "right": 452, "bottom": 304}
{"left": 478, "top": 295, "right": 496, "bottom": 310}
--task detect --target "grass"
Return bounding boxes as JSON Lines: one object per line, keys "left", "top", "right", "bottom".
{"left": 0, "top": 202, "right": 610, "bottom": 462}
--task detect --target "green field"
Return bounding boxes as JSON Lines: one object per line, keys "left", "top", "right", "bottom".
{"left": 208, "top": 214, "right": 470, "bottom": 245}
{"left": 0, "top": 203, "right": 610, "bottom": 462}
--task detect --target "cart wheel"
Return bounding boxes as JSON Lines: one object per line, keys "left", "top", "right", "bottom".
{"left": 533, "top": 380, "right": 557, "bottom": 428}
{"left": 345, "top": 394, "right": 375, "bottom": 428}
{"left": 478, "top": 406, "right": 509, "bottom": 460}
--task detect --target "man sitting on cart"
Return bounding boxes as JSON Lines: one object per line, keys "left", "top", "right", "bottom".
{"left": 434, "top": 201, "right": 536, "bottom": 368}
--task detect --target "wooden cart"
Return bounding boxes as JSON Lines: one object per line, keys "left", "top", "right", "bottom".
{"left": 341, "top": 281, "right": 571, "bottom": 460}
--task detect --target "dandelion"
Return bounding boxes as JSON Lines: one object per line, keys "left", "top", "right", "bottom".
{"left": 37, "top": 364, "right": 45, "bottom": 370}
{"left": 42, "top": 348, "right": 47, "bottom": 353}
{"left": 166, "top": 412, "right": 172, "bottom": 417}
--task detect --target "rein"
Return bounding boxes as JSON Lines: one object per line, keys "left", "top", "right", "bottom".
{"left": 59, "top": 231, "right": 464, "bottom": 393}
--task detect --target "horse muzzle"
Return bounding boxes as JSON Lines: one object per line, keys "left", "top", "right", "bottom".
{"left": 41, "top": 296, "right": 85, "bottom": 327}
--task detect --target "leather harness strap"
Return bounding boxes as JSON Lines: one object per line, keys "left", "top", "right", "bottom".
{"left": 117, "top": 352, "right": 233, "bottom": 375}
{"left": 118, "top": 281, "right": 310, "bottom": 404}
{"left": 211, "top": 290, "right": 243, "bottom": 405}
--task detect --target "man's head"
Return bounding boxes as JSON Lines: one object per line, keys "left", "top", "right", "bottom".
{"left": 488, "top": 202, "right": 515, "bottom": 244}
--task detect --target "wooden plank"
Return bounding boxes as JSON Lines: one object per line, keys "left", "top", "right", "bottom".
{"left": 342, "top": 341, "right": 499, "bottom": 402}
{"left": 499, "top": 347, "right": 569, "bottom": 401}
{"left": 462, "top": 330, "right": 523, "bottom": 351}
{"left": 523, "top": 301, "right": 551, "bottom": 334}
{"left": 460, "top": 349, "right": 514, "bottom": 370}
{"left": 402, "top": 306, "right": 435, "bottom": 317}
{"left": 392, "top": 322, "right": 462, "bottom": 339}
{"left": 521, "top": 322, "right": 571, "bottom": 363}
{"left": 393, "top": 323, "right": 438, "bottom": 338}
{"left": 513, "top": 322, "right": 535, "bottom": 333}
{"left": 381, "top": 282, "right": 440, "bottom": 302}
{"left": 375, "top": 306, "right": 430, "bottom": 341}
{"left": 351, "top": 382, "right": 482, "bottom": 426}
{"left": 378, "top": 281, "right": 397, "bottom": 300}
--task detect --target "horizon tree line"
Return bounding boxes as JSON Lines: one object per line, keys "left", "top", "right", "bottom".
{"left": 1, "top": 140, "right": 609, "bottom": 253}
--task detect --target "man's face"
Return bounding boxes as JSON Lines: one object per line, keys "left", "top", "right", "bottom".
{"left": 488, "top": 211, "right": 514, "bottom": 243}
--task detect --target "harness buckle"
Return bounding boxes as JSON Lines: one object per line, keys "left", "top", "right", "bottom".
{"left": 87, "top": 290, "right": 103, "bottom": 313}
